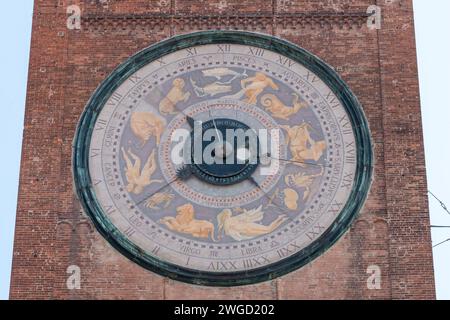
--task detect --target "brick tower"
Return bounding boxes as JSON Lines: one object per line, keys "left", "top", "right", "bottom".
{"left": 10, "top": 0, "right": 435, "bottom": 299}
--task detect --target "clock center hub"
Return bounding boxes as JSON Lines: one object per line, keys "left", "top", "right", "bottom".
{"left": 190, "top": 118, "right": 259, "bottom": 186}
{"left": 214, "top": 141, "right": 234, "bottom": 159}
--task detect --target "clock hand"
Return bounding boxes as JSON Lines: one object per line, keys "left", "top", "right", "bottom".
{"left": 186, "top": 115, "right": 195, "bottom": 129}
{"left": 260, "top": 152, "right": 331, "bottom": 168}
{"left": 247, "top": 176, "right": 291, "bottom": 216}
{"left": 135, "top": 165, "right": 193, "bottom": 206}
{"left": 135, "top": 176, "right": 179, "bottom": 207}
{"left": 209, "top": 108, "right": 222, "bottom": 144}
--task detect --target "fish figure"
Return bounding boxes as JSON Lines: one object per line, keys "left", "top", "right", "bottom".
{"left": 202, "top": 68, "right": 247, "bottom": 83}
{"left": 190, "top": 78, "right": 233, "bottom": 98}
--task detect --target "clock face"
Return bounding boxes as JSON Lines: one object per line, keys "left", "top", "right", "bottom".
{"left": 73, "top": 31, "right": 372, "bottom": 285}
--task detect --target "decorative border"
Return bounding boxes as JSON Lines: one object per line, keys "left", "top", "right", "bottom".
{"left": 73, "top": 30, "right": 373, "bottom": 286}
{"left": 82, "top": 12, "right": 369, "bottom": 31}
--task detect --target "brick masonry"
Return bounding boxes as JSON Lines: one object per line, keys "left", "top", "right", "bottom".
{"left": 9, "top": 0, "right": 435, "bottom": 299}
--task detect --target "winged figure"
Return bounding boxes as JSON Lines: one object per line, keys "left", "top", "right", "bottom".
{"left": 121, "top": 148, "right": 163, "bottom": 194}
{"left": 217, "top": 206, "right": 288, "bottom": 241}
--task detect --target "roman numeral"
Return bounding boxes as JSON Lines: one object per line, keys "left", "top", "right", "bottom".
{"left": 151, "top": 245, "right": 160, "bottom": 255}
{"left": 95, "top": 118, "right": 107, "bottom": 131}
{"left": 248, "top": 47, "right": 265, "bottom": 57}
{"left": 242, "top": 258, "right": 259, "bottom": 269}
{"left": 90, "top": 148, "right": 100, "bottom": 158}
{"left": 325, "top": 91, "right": 341, "bottom": 109}
{"left": 342, "top": 129, "right": 353, "bottom": 135}
{"left": 345, "top": 141, "right": 356, "bottom": 164}
{"left": 341, "top": 172, "right": 353, "bottom": 189}
{"left": 339, "top": 115, "right": 353, "bottom": 135}
{"left": 242, "top": 256, "right": 270, "bottom": 269}
{"left": 306, "top": 224, "right": 326, "bottom": 240}
{"left": 156, "top": 58, "right": 166, "bottom": 65}
{"left": 217, "top": 44, "right": 231, "bottom": 53}
{"left": 276, "top": 248, "right": 290, "bottom": 258}
{"left": 128, "top": 74, "right": 141, "bottom": 84}
{"left": 113, "top": 111, "right": 123, "bottom": 119}
{"left": 208, "top": 261, "right": 238, "bottom": 271}
{"left": 123, "top": 226, "right": 135, "bottom": 237}
{"left": 305, "top": 71, "right": 319, "bottom": 83}
{"left": 278, "top": 55, "right": 295, "bottom": 67}
{"left": 329, "top": 201, "right": 343, "bottom": 215}
{"left": 276, "top": 242, "right": 301, "bottom": 257}
{"left": 104, "top": 205, "right": 116, "bottom": 215}
{"left": 107, "top": 92, "right": 123, "bottom": 106}
{"left": 111, "top": 92, "right": 122, "bottom": 102}
{"left": 92, "top": 179, "right": 102, "bottom": 186}
{"left": 185, "top": 48, "right": 197, "bottom": 56}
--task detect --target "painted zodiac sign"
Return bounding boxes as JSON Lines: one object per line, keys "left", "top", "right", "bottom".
{"left": 267, "top": 188, "right": 299, "bottom": 211}
{"left": 201, "top": 67, "right": 247, "bottom": 84}
{"left": 260, "top": 93, "right": 308, "bottom": 120}
{"left": 130, "top": 111, "right": 165, "bottom": 146}
{"left": 159, "top": 203, "right": 217, "bottom": 241}
{"left": 190, "top": 68, "right": 247, "bottom": 98}
{"left": 217, "top": 206, "right": 288, "bottom": 241}
{"left": 281, "top": 123, "right": 327, "bottom": 165}
{"left": 121, "top": 148, "right": 162, "bottom": 194}
{"left": 283, "top": 188, "right": 299, "bottom": 210}
{"left": 222, "top": 72, "right": 279, "bottom": 104}
{"left": 241, "top": 72, "right": 279, "bottom": 104}
{"left": 159, "top": 78, "right": 191, "bottom": 115}
{"left": 144, "top": 191, "right": 174, "bottom": 209}
{"left": 190, "top": 78, "right": 233, "bottom": 97}
{"left": 285, "top": 167, "right": 324, "bottom": 200}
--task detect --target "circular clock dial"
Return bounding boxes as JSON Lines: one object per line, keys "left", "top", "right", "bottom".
{"left": 74, "top": 31, "right": 372, "bottom": 285}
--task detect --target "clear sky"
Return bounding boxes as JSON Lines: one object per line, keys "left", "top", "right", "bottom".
{"left": 0, "top": 1, "right": 33, "bottom": 300}
{"left": 0, "top": 1, "right": 448, "bottom": 300}
{"left": 414, "top": 0, "right": 450, "bottom": 300}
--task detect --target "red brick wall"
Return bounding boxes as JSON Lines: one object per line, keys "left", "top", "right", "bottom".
{"left": 9, "top": 0, "right": 435, "bottom": 299}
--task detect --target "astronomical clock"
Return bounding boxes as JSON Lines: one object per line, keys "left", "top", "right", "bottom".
{"left": 73, "top": 31, "right": 373, "bottom": 285}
